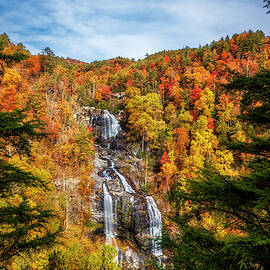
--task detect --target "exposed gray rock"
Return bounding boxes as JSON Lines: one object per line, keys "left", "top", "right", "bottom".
{"left": 90, "top": 155, "right": 107, "bottom": 223}
{"left": 122, "top": 247, "right": 145, "bottom": 269}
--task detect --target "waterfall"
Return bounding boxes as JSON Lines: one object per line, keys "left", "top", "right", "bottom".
{"left": 103, "top": 182, "right": 117, "bottom": 242}
{"left": 104, "top": 110, "right": 120, "bottom": 138}
{"left": 112, "top": 167, "right": 135, "bottom": 194}
{"left": 146, "top": 196, "right": 163, "bottom": 257}
{"left": 103, "top": 159, "right": 135, "bottom": 194}
{"left": 90, "top": 110, "right": 120, "bottom": 140}
{"left": 102, "top": 169, "right": 112, "bottom": 181}
{"left": 103, "top": 173, "right": 121, "bottom": 266}
{"left": 93, "top": 108, "right": 163, "bottom": 266}
{"left": 114, "top": 198, "right": 118, "bottom": 231}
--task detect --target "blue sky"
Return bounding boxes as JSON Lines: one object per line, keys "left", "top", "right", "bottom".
{"left": 0, "top": 0, "right": 269, "bottom": 62}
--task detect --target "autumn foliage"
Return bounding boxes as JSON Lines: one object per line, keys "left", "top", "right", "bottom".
{"left": 1, "top": 29, "right": 270, "bottom": 268}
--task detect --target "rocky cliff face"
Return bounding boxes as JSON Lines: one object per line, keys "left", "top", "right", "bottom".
{"left": 77, "top": 107, "right": 163, "bottom": 269}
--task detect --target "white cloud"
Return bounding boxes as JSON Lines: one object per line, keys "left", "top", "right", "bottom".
{"left": 0, "top": 0, "right": 269, "bottom": 62}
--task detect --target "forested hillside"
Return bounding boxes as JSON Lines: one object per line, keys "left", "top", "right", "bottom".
{"left": 0, "top": 30, "right": 270, "bottom": 269}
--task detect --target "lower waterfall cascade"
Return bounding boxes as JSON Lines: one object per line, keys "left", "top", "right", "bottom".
{"left": 103, "top": 182, "right": 117, "bottom": 242}
{"left": 146, "top": 196, "right": 163, "bottom": 257}
{"left": 103, "top": 182, "right": 121, "bottom": 266}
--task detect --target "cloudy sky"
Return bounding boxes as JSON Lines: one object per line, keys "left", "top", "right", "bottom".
{"left": 0, "top": 0, "right": 269, "bottom": 62}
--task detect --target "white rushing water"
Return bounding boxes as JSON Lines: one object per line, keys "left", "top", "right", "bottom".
{"left": 103, "top": 159, "right": 135, "bottom": 193}
{"left": 114, "top": 198, "right": 118, "bottom": 231}
{"left": 90, "top": 110, "right": 121, "bottom": 139}
{"left": 103, "top": 176, "right": 121, "bottom": 265}
{"left": 103, "top": 182, "right": 117, "bottom": 242}
{"left": 110, "top": 159, "right": 135, "bottom": 194}
{"left": 102, "top": 169, "right": 112, "bottom": 181}
{"left": 146, "top": 196, "right": 163, "bottom": 257}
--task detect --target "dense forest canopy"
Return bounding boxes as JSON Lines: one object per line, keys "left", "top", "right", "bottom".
{"left": 0, "top": 29, "right": 270, "bottom": 269}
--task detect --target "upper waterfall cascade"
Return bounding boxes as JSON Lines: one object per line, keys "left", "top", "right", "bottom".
{"left": 90, "top": 110, "right": 121, "bottom": 139}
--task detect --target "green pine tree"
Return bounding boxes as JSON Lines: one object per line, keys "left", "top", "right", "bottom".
{"left": 0, "top": 110, "right": 61, "bottom": 268}
{"left": 0, "top": 33, "right": 10, "bottom": 51}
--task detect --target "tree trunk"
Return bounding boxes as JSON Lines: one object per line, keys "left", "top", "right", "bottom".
{"left": 65, "top": 193, "right": 69, "bottom": 232}
{"left": 141, "top": 132, "right": 145, "bottom": 153}
{"left": 64, "top": 176, "right": 69, "bottom": 232}
{"left": 92, "top": 82, "right": 96, "bottom": 99}
{"left": 80, "top": 197, "right": 85, "bottom": 239}
{"left": 144, "top": 146, "right": 148, "bottom": 186}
